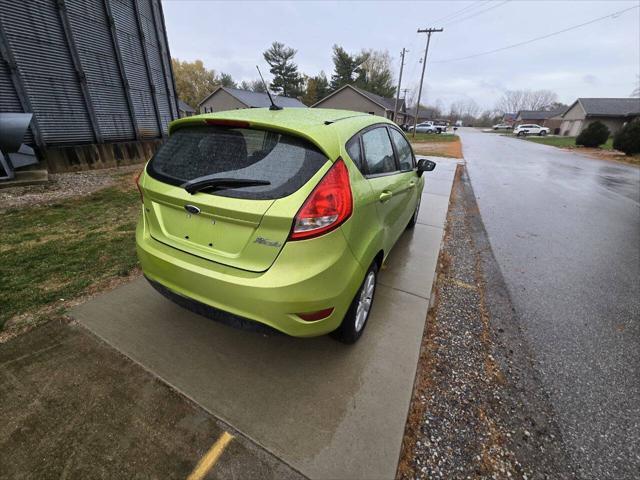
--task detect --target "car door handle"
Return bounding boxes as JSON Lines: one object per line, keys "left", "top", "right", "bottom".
{"left": 379, "top": 191, "right": 393, "bottom": 203}
{"left": 408, "top": 180, "right": 416, "bottom": 188}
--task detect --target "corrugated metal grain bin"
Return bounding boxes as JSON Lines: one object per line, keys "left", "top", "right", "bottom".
{"left": 0, "top": 0, "right": 178, "bottom": 172}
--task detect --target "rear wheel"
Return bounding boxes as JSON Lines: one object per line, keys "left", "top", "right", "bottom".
{"left": 331, "top": 262, "right": 379, "bottom": 344}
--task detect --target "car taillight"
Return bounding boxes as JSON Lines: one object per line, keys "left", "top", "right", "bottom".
{"left": 135, "top": 170, "right": 143, "bottom": 202}
{"left": 289, "top": 158, "right": 352, "bottom": 241}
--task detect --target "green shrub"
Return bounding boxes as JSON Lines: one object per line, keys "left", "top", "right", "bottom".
{"left": 613, "top": 119, "right": 640, "bottom": 156}
{"left": 576, "top": 121, "right": 610, "bottom": 148}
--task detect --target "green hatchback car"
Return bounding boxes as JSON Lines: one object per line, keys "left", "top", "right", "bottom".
{"left": 136, "top": 108, "right": 435, "bottom": 343}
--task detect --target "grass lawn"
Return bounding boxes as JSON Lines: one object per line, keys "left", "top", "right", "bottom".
{"left": 409, "top": 133, "right": 463, "bottom": 158}
{"left": 524, "top": 136, "right": 614, "bottom": 150}
{"left": 0, "top": 173, "right": 140, "bottom": 330}
{"left": 519, "top": 136, "right": 640, "bottom": 166}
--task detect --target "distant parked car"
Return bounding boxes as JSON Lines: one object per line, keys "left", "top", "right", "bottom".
{"left": 408, "top": 121, "right": 436, "bottom": 133}
{"left": 433, "top": 121, "right": 448, "bottom": 133}
{"left": 492, "top": 124, "right": 512, "bottom": 130}
{"left": 513, "top": 124, "right": 550, "bottom": 136}
{"left": 408, "top": 121, "right": 449, "bottom": 134}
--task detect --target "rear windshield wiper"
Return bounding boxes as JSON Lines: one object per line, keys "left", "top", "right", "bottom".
{"left": 182, "top": 176, "right": 271, "bottom": 194}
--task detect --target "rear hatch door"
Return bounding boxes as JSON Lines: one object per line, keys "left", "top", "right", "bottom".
{"left": 143, "top": 124, "right": 329, "bottom": 272}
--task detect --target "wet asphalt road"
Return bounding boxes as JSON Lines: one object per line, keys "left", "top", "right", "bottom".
{"left": 461, "top": 129, "right": 640, "bottom": 479}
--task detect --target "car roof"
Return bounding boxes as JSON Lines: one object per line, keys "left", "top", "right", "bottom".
{"left": 169, "top": 108, "right": 397, "bottom": 160}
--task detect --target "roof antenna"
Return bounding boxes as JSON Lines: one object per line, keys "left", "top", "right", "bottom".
{"left": 256, "top": 65, "right": 282, "bottom": 111}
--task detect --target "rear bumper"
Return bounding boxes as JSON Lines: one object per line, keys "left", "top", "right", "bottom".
{"left": 136, "top": 213, "right": 365, "bottom": 337}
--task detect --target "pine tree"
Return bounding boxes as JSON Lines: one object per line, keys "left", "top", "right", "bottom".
{"left": 219, "top": 72, "right": 236, "bottom": 88}
{"left": 315, "top": 71, "right": 330, "bottom": 99}
{"left": 250, "top": 80, "right": 267, "bottom": 93}
{"left": 330, "top": 45, "right": 368, "bottom": 91}
{"left": 263, "top": 41, "right": 303, "bottom": 97}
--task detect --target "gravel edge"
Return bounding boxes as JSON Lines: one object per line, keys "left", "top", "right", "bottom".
{"left": 396, "top": 166, "right": 577, "bottom": 479}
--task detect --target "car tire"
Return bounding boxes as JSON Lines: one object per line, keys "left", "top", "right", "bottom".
{"left": 517, "top": 131, "right": 524, "bottom": 137}
{"left": 407, "top": 197, "right": 420, "bottom": 229}
{"left": 330, "top": 262, "right": 379, "bottom": 344}
{"left": 539, "top": 130, "right": 547, "bottom": 136}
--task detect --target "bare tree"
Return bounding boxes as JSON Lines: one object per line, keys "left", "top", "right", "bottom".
{"left": 405, "top": 84, "right": 420, "bottom": 108}
{"left": 463, "top": 99, "right": 480, "bottom": 118}
{"left": 495, "top": 90, "right": 528, "bottom": 114}
{"left": 358, "top": 49, "right": 396, "bottom": 97}
{"left": 632, "top": 76, "right": 640, "bottom": 97}
{"left": 449, "top": 98, "right": 480, "bottom": 121}
{"left": 495, "top": 89, "right": 558, "bottom": 113}
{"left": 527, "top": 90, "right": 559, "bottom": 110}
{"left": 477, "top": 109, "right": 503, "bottom": 127}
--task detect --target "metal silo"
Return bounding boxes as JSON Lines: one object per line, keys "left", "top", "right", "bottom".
{"left": 0, "top": 0, "right": 178, "bottom": 177}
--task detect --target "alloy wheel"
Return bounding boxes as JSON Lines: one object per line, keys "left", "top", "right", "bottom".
{"left": 355, "top": 271, "right": 376, "bottom": 332}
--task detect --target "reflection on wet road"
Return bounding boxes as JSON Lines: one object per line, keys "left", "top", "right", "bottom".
{"left": 462, "top": 129, "right": 639, "bottom": 480}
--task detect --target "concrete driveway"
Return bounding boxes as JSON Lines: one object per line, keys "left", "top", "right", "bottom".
{"left": 461, "top": 128, "right": 640, "bottom": 479}
{"left": 71, "top": 157, "right": 460, "bottom": 480}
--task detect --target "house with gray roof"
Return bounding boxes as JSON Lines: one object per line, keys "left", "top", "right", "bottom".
{"left": 403, "top": 105, "right": 442, "bottom": 125}
{"left": 311, "top": 84, "right": 405, "bottom": 123}
{"left": 198, "top": 86, "right": 306, "bottom": 113}
{"left": 559, "top": 98, "right": 640, "bottom": 136}
{"left": 515, "top": 109, "right": 562, "bottom": 124}
{"left": 515, "top": 108, "right": 567, "bottom": 133}
{"left": 178, "top": 100, "right": 196, "bottom": 118}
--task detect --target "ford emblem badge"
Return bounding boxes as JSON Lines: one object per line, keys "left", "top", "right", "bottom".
{"left": 184, "top": 204, "right": 200, "bottom": 215}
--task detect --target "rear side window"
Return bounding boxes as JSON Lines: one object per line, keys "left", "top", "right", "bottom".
{"left": 346, "top": 136, "right": 363, "bottom": 170}
{"left": 147, "top": 126, "right": 328, "bottom": 199}
{"left": 389, "top": 128, "right": 414, "bottom": 171}
{"left": 362, "top": 127, "right": 397, "bottom": 175}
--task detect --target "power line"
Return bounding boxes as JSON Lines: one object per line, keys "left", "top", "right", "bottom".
{"left": 404, "top": 2, "right": 493, "bottom": 85}
{"left": 433, "top": 4, "right": 639, "bottom": 64}
{"left": 400, "top": 1, "right": 464, "bottom": 91}
{"left": 430, "top": 1, "right": 490, "bottom": 25}
{"left": 443, "top": 0, "right": 511, "bottom": 27}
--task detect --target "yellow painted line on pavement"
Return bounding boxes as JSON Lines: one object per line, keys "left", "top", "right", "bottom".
{"left": 186, "top": 431, "right": 234, "bottom": 480}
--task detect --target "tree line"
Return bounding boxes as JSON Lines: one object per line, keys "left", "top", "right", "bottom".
{"left": 403, "top": 90, "right": 568, "bottom": 128}
{"left": 172, "top": 41, "right": 570, "bottom": 126}
{"left": 172, "top": 41, "right": 396, "bottom": 109}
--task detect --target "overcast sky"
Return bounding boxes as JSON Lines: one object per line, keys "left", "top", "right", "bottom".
{"left": 162, "top": 0, "right": 640, "bottom": 111}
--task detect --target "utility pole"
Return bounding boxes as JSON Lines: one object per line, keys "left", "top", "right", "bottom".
{"left": 412, "top": 27, "right": 443, "bottom": 138}
{"left": 393, "top": 48, "right": 407, "bottom": 123}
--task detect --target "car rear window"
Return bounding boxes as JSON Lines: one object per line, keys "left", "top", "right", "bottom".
{"left": 147, "top": 126, "right": 329, "bottom": 199}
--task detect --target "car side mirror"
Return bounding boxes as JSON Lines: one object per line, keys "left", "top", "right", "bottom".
{"left": 417, "top": 159, "right": 436, "bottom": 177}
